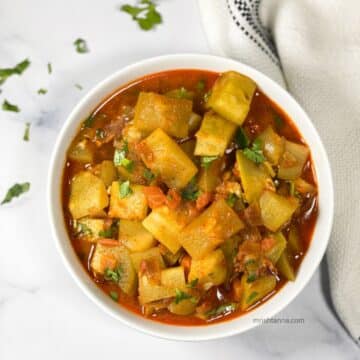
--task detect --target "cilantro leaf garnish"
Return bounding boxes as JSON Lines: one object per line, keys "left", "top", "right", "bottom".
{"left": 74, "top": 38, "right": 89, "bottom": 53}
{"left": 273, "top": 113, "right": 284, "bottom": 129}
{"left": 121, "top": 0, "right": 162, "bottom": 31}
{"left": 143, "top": 168, "right": 155, "bottom": 181}
{"left": 23, "top": 122, "right": 31, "bottom": 141}
{"left": 113, "top": 141, "right": 134, "bottom": 171}
{"left": 0, "top": 59, "right": 30, "bottom": 85}
{"left": 196, "top": 79, "right": 206, "bottom": 91}
{"left": 181, "top": 178, "right": 200, "bottom": 201}
{"left": 104, "top": 266, "right": 123, "bottom": 282}
{"left": 234, "top": 127, "right": 249, "bottom": 149}
{"left": 98, "top": 220, "right": 118, "bottom": 238}
{"left": 243, "top": 139, "right": 265, "bottom": 164}
{"left": 83, "top": 114, "right": 95, "bottom": 128}
{"left": 187, "top": 278, "right": 199, "bottom": 288}
{"left": 206, "top": 303, "right": 237, "bottom": 317}
{"left": 2, "top": 99, "right": 20, "bottom": 112}
{"left": 200, "top": 156, "right": 218, "bottom": 169}
{"left": 174, "top": 289, "right": 194, "bottom": 304}
{"left": 246, "top": 291, "right": 259, "bottom": 304}
{"left": 37, "top": 88, "right": 47, "bottom": 95}
{"left": 76, "top": 222, "right": 93, "bottom": 236}
{"left": 119, "top": 180, "right": 133, "bottom": 198}
{"left": 47, "top": 63, "right": 52, "bottom": 74}
{"left": 109, "top": 291, "right": 119, "bottom": 301}
{"left": 1, "top": 182, "right": 30, "bottom": 205}
{"left": 226, "top": 193, "right": 238, "bottom": 207}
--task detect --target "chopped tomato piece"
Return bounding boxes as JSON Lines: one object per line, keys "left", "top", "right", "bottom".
{"left": 142, "top": 186, "right": 167, "bottom": 209}
{"left": 166, "top": 189, "right": 181, "bottom": 209}
{"left": 98, "top": 239, "right": 119, "bottom": 246}
{"left": 195, "top": 192, "right": 213, "bottom": 211}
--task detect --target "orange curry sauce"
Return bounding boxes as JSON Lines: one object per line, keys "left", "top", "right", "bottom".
{"left": 62, "top": 70, "right": 318, "bottom": 326}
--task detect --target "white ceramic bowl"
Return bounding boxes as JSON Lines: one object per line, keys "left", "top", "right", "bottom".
{"left": 48, "top": 54, "right": 334, "bottom": 341}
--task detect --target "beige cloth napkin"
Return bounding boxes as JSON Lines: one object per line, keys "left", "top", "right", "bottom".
{"left": 198, "top": 0, "right": 360, "bottom": 342}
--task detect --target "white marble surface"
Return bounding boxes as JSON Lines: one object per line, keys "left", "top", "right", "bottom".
{"left": 0, "top": 0, "right": 358, "bottom": 358}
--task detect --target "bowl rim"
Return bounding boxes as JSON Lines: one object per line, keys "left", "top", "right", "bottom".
{"left": 47, "top": 53, "right": 334, "bottom": 341}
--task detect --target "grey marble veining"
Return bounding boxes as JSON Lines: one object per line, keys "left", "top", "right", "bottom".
{"left": 0, "top": 0, "right": 359, "bottom": 358}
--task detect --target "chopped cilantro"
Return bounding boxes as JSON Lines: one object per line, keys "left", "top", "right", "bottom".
{"left": 174, "top": 289, "right": 193, "bottom": 304}
{"left": 246, "top": 291, "right": 259, "bottom": 304}
{"left": 121, "top": 0, "right": 162, "bottom": 31}
{"left": 181, "top": 178, "right": 200, "bottom": 201}
{"left": 206, "top": 303, "right": 237, "bottom": 317}
{"left": 74, "top": 38, "right": 89, "bottom": 53}
{"left": 76, "top": 222, "right": 92, "bottom": 236}
{"left": 75, "top": 83, "right": 83, "bottom": 90}
{"left": 98, "top": 220, "right": 118, "bottom": 238}
{"left": 109, "top": 291, "right": 119, "bottom": 301}
{"left": 243, "top": 139, "right": 265, "bottom": 164}
{"left": 0, "top": 58, "right": 30, "bottom": 85}
{"left": 204, "top": 90, "right": 212, "bottom": 102}
{"left": 246, "top": 273, "right": 257, "bottom": 283}
{"left": 119, "top": 180, "right": 133, "bottom": 198}
{"left": 274, "top": 113, "right": 284, "bottom": 128}
{"left": 83, "top": 114, "right": 95, "bottom": 128}
{"left": 104, "top": 266, "right": 123, "bottom": 283}
{"left": 23, "top": 122, "right": 30, "bottom": 141}
{"left": 143, "top": 168, "right": 155, "bottom": 181}
{"left": 47, "top": 62, "right": 52, "bottom": 74}
{"left": 114, "top": 141, "right": 134, "bottom": 172}
{"left": 196, "top": 79, "right": 206, "bottom": 91}
{"left": 187, "top": 278, "right": 199, "bottom": 288}
{"left": 37, "top": 88, "right": 47, "bottom": 95}
{"left": 2, "top": 99, "right": 20, "bottom": 112}
{"left": 200, "top": 156, "right": 218, "bottom": 169}
{"left": 1, "top": 182, "right": 30, "bottom": 205}
{"left": 226, "top": 193, "right": 238, "bottom": 207}
{"left": 234, "top": 127, "right": 249, "bottom": 149}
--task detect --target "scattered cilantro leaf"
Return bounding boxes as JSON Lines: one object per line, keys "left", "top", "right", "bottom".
{"left": 23, "top": 122, "right": 31, "bottom": 141}
{"left": 37, "top": 88, "right": 47, "bottom": 95}
{"left": 119, "top": 180, "right": 133, "bottom": 198}
{"left": 174, "top": 289, "right": 193, "bottom": 304}
{"left": 273, "top": 113, "right": 284, "bottom": 128}
{"left": 246, "top": 273, "right": 257, "bottom": 283}
{"left": 204, "top": 90, "right": 212, "bottom": 102}
{"left": 1, "top": 182, "right": 30, "bottom": 205}
{"left": 226, "top": 193, "right": 238, "bottom": 207}
{"left": 121, "top": 0, "right": 162, "bottom": 31}
{"left": 206, "top": 303, "right": 237, "bottom": 317}
{"left": 246, "top": 291, "right": 259, "bottom": 304}
{"left": 104, "top": 266, "right": 123, "bottom": 283}
{"left": 187, "top": 278, "right": 199, "bottom": 288}
{"left": 83, "top": 114, "right": 95, "bottom": 128}
{"left": 143, "top": 168, "right": 155, "bottom": 181}
{"left": 2, "top": 99, "right": 20, "bottom": 112}
{"left": 109, "top": 291, "right": 119, "bottom": 301}
{"left": 243, "top": 139, "right": 265, "bottom": 164}
{"left": 75, "top": 83, "right": 83, "bottom": 90}
{"left": 200, "top": 156, "right": 218, "bottom": 169}
{"left": 98, "top": 220, "right": 118, "bottom": 238}
{"left": 76, "top": 222, "right": 93, "bottom": 236}
{"left": 234, "top": 127, "right": 249, "bottom": 149}
{"left": 47, "top": 62, "right": 52, "bottom": 74}
{"left": 113, "top": 141, "right": 134, "bottom": 171}
{"left": 181, "top": 178, "right": 200, "bottom": 201}
{"left": 196, "top": 79, "right": 206, "bottom": 91}
{"left": 74, "top": 38, "right": 89, "bottom": 53}
{"left": 0, "top": 58, "right": 30, "bottom": 85}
